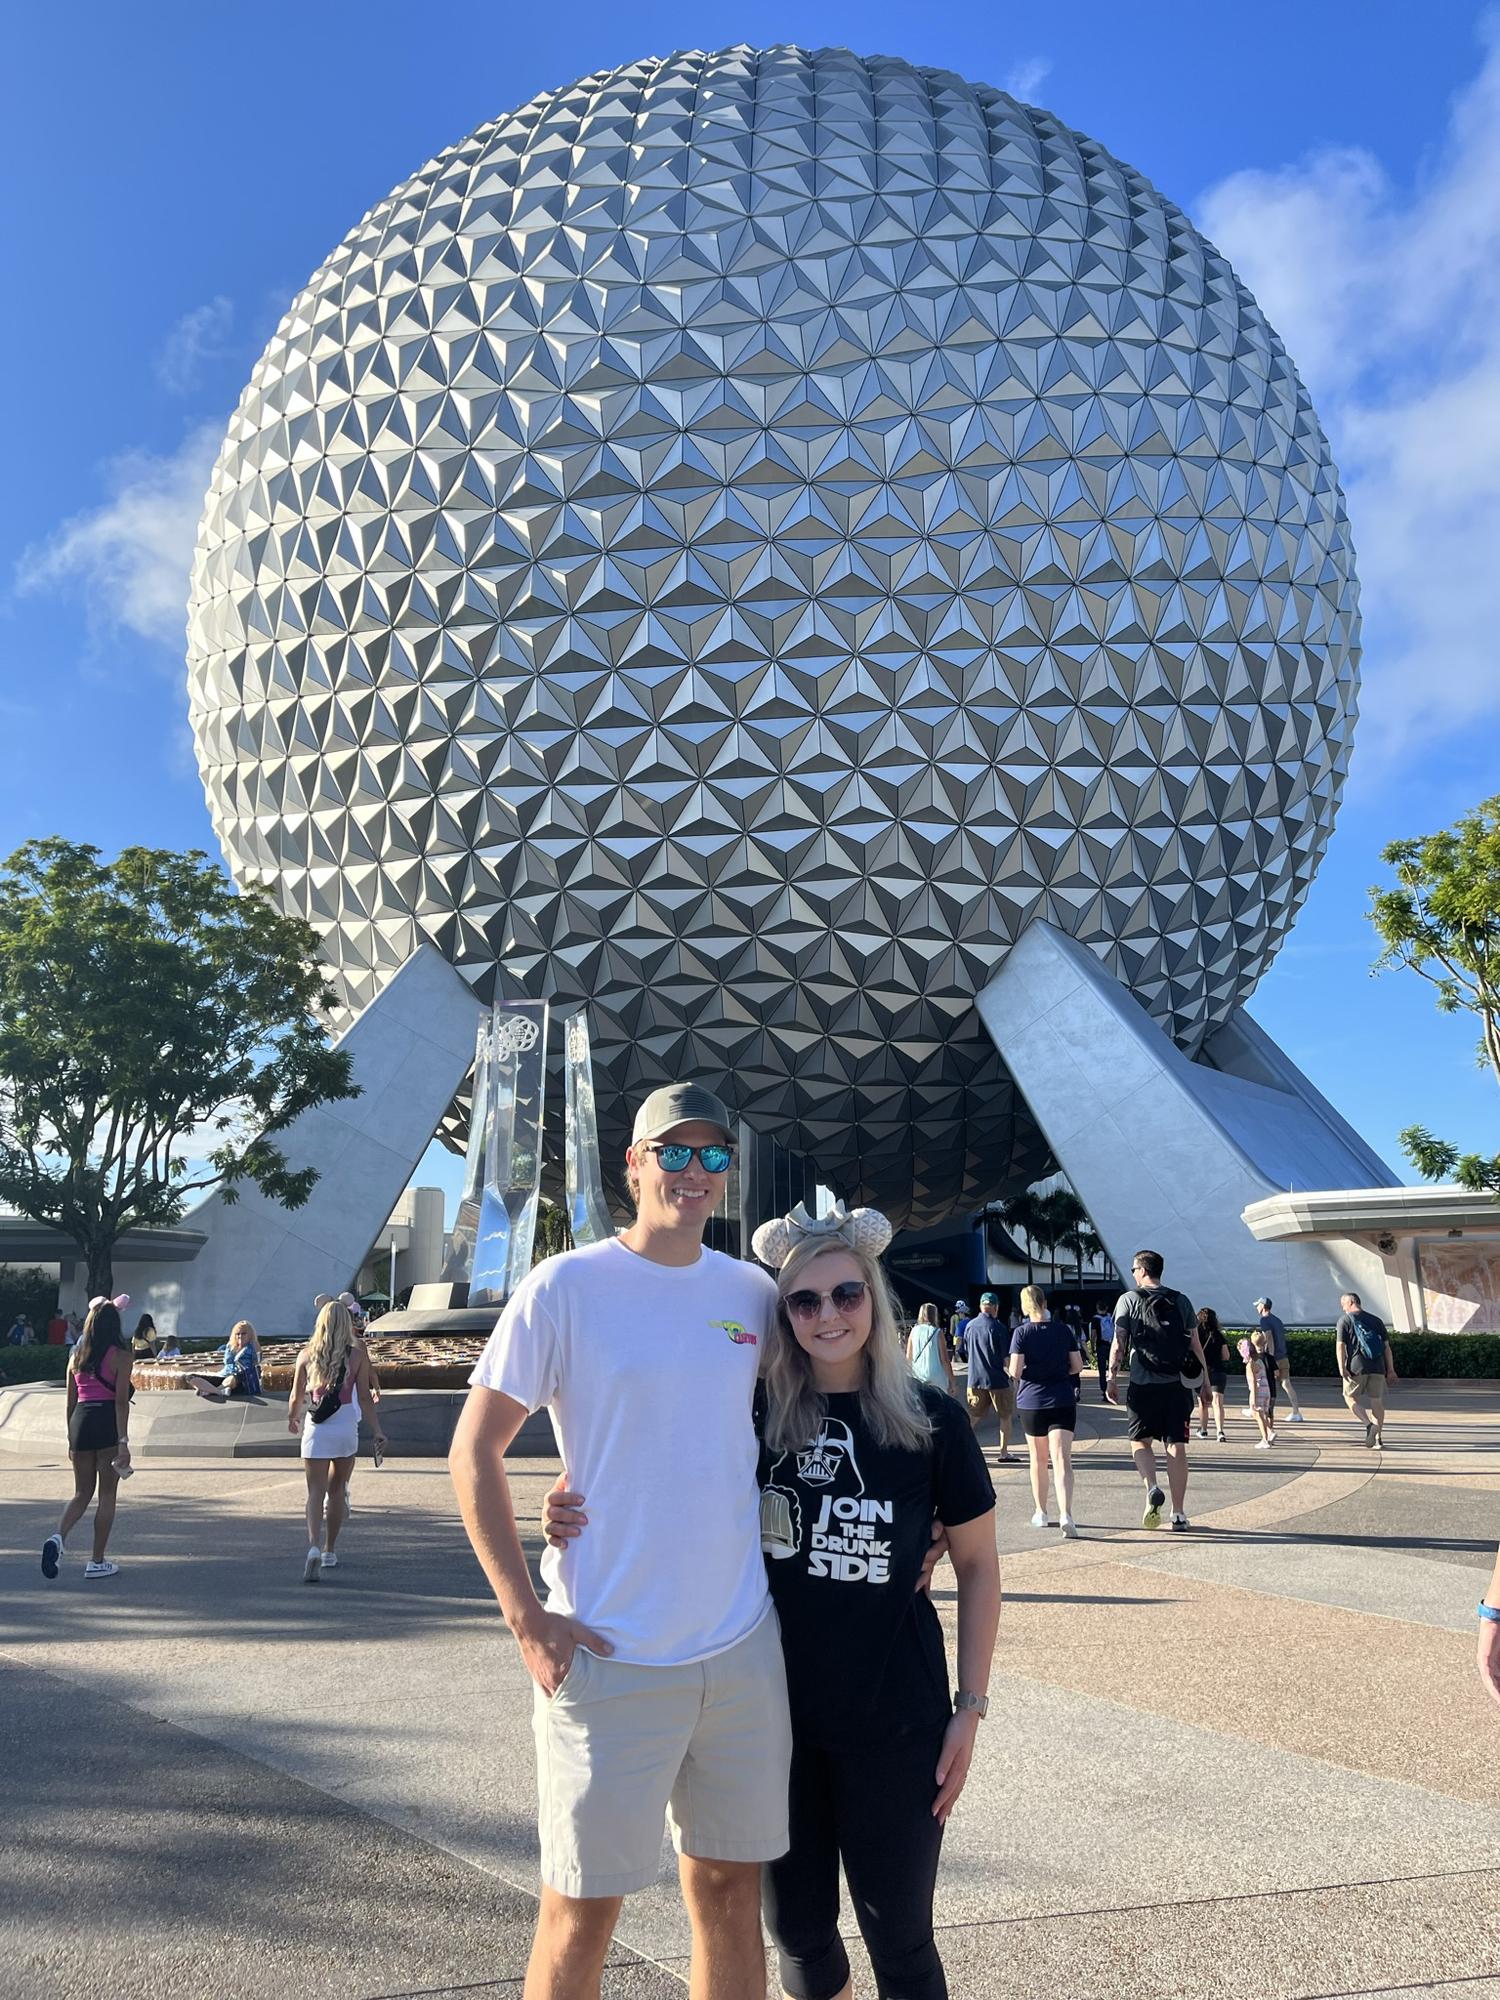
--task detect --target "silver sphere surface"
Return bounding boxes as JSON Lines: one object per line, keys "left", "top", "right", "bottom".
{"left": 187, "top": 46, "right": 1360, "bottom": 1226}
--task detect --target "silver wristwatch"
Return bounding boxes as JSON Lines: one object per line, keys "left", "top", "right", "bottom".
{"left": 953, "top": 1690, "right": 989, "bottom": 1719}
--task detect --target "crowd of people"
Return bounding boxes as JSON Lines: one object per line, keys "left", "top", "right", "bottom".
{"left": 20, "top": 1073, "right": 1478, "bottom": 2000}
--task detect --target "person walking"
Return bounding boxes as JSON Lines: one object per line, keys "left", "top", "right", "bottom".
{"left": 907, "top": 1301, "right": 957, "bottom": 1395}
{"left": 8, "top": 1313, "right": 32, "bottom": 1345}
{"left": 1008, "top": 1283, "right": 1084, "bottom": 1536}
{"left": 449, "top": 1083, "right": 791, "bottom": 2000}
{"left": 1106, "top": 1251, "right": 1205, "bottom": 1531}
{"left": 1479, "top": 1545, "right": 1500, "bottom": 1711}
{"left": 949, "top": 1300, "right": 970, "bottom": 1363}
{"left": 546, "top": 1199, "right": 1002, "bottom": 2000}
{"left": 41, "top": 1299, "right": 133, "bottom": 1581}
{"left": 288, "top": 1301, "right": 384, "bottom": 1580}
{"left": 1254, "top": 1297, "right": 1303, "bottom": 1422}
{"left": 1195, "top": 1309, "right": 1231, "bottom": 1441}
{"left": 962, "top": 1292, "right": 1018, "bottom": 1463}
{"left": 1096, "top": 1320, "right": 1120, "bottom": 1400}
{"left": 1335, "top": 1293, "right": 1397, "bottom": 1448}
{"left": 1238, "top": 1337, "right": 1274, "bottom": 1448}
{"left": 130, "top": 1312, "right": 159, "bottom": 1361}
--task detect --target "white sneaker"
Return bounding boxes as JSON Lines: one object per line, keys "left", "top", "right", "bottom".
{"left": 1196, "top": 1425, "right": 1208, "bottom": 1439}
{"left": 1060, "top": 1515, "right": 1079, "bottom": 1539}
{"left": 303, "top": 1544, "right": 323, "bottom": 1583}
{"left": 41, "top": 1533, "right": 63, "bottom": 1579}
{"left": 1254, "top": 1439, "right": 1272, "bottom": 1450}
{"left": 1290, "top": 1410, "right": 1305, "bottom": 1423}
{"left": 1029, "top": 1508, "right": 1049, "bottom": 1529}
{"left": 320, "top": 1549, "right": 338, "bottom": 1570}
{"left": 1169, "top": 1512, "right": 1190, "bottom": 1532}
{"left": 84, "top": 1560, "right": 119, "bottom": 1579}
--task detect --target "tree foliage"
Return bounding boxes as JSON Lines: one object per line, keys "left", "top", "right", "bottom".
{"left": 0, "top": 839, "right": 358, "bottom": 1293}
{"left": 1370, "top": 795, "right": 1500, "bottom": 1194}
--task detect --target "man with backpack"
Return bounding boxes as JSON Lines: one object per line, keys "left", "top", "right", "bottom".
{"left": 1106, "top": 1250, "right": 1206, "bottom": 1531}
{"left": 1336, "top": 1293, "right": 1397, "bottom": 1448}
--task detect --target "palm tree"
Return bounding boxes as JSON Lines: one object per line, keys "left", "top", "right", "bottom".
{"left": 1061, "top": 1226, "right": 1104, "bottom": 1283}
{"left": 999, "top": 1191, "right": 1047, "bottom": 1282}
{"left": 1034, "top": 1187, "right": 1087, "bottom": 1284}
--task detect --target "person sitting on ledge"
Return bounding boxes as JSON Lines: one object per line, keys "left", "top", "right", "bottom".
{"left": 186, "top": 1321, "right": 261, "bottom": 1401}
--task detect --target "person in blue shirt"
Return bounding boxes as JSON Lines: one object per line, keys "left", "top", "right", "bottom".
{"left": 1008, "top": 1285, "right": 1085, "bottom": 1535}
{"left": 962, "top": 1292, "right": 1017, "bottom": 1463}
{"left": 186, "top": 1321, "right": 261, "bottom": 1400}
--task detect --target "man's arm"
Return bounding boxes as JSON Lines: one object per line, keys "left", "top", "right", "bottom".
{"left": 1383, "top": 1336, "right": 1398, "bottom": 1383}
{"left": 448, "top": 1385, "right": 612, "bottom": 1693}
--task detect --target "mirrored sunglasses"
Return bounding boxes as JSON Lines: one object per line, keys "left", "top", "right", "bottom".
{"left": 784, "top": 1281, "right": 868, "bottom": 1321}
{"left": 643, "top": 1142, "right": 734, "bottom": 1174}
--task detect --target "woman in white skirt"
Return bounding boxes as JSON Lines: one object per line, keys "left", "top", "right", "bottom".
{"left": 288, "top": 1301, "right": 384, "bottom": 1582}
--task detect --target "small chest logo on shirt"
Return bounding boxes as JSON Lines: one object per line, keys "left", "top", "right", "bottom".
{"left": 711, "top": 1319, "right": 757, "bottom": 1345}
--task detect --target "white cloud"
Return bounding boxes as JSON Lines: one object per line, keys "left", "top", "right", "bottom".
{"left": 1195, "top": 19, "right": 1500, "bottom": 764}
{"left": 156, "top": 296, "right": 234, "bottom": 394}
{"left": 1003, "top": 59, "right": 1052, "bottom": 103}
{"left": 16, "top": 423, "right": 222, "bottom": 650}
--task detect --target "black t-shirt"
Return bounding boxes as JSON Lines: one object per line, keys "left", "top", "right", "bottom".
{"left": 756, "top": 1384, "right": 995, "bottom": 1746}
{"left": 1198, "top": 1326, "right": 1231, "bottom": 1374}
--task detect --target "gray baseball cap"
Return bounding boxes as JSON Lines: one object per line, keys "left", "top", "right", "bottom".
{"left": 631, "top": 1083, "right": 735, "bottom": 1146}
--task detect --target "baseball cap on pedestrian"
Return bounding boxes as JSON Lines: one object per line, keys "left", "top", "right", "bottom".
{"left": 1254, "top": 1296, "right": 1271, "bottom": 1308}
{"left": 631, "top": 1083, "right": 735, "bottom": 1147}
{"left": 980, "top": 1291, "right": 998, "bottom": 1305}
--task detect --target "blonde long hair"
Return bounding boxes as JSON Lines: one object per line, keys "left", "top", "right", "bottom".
{"left": 304, "top": 1301, "right": 355, "bottom": 1393}
{"left": 761, "top": 1235, "right": 932, "bottom": 1457}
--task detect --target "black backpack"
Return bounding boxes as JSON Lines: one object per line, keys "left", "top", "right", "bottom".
{"left": 1128, "top": 1288, "right": 1193, "bottom": 1377}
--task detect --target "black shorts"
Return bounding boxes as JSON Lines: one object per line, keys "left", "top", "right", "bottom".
{"left": 1020, "top": 1403, "right": 1077, "bottom": 1437}
{"left": 1124, "top": 1383, "right": 1193, "bottom": 1444}
{"left": 68, "top": 1402, "right": 119, "bottom": 1454}
{"left": 1204, "top": 1370, "right": 1228, "bottom": 1392}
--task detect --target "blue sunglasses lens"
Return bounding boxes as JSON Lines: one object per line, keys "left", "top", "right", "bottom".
{"left": 655, "top": 1143, "right": 733, "bottom": 1174}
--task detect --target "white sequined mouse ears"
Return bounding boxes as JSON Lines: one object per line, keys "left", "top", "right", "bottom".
{"left": 751, "top": 1199, "right": 894, "bottom": 1270}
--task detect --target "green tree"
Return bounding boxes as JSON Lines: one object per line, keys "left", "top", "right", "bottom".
{"left": 1370, "top": 796, "right": 1500, "bottom": 1194}
{"left": 0, "top": 839, "right": 358, "bottom": 1296}
{"left": 998, "top": 1191, "right": 1046, "bottom": 1282}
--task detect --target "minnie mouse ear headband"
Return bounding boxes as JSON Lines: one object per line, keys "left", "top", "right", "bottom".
{"left": 87, "top": 1294, "right": 130, "bottom": 1311}
{"left": 751, "top": 1200, "right": 893, "bottom": 1271}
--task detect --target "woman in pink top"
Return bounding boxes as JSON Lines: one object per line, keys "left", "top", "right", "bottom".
{"left": 42, "top": 1297, "right": 134, "bottom": 1581}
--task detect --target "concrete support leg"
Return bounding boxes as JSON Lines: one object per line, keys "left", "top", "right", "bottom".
{"left": 130, "top": 945, "right": 484, "bottom": 1339}
{"left": 974, "top": 923, "right": 1390, "bottom": 1325}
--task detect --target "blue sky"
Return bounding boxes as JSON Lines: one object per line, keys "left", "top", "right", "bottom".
{"left": 4, "top": 1, "right": 1498, "bottom": 1221}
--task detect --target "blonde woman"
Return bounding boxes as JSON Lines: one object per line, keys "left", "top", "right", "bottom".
{"left": 1006, "top": 1284, "right": 1085, "bottom": 1537}
{"left": 288, "top": 1301, "right": 384, "bottom": 1581}
{"left": 906, "top": 1300, "right": 956, "bottom": 1395}
{"left": 546, "top": 1204, "right": 1001, "bottom": 2000}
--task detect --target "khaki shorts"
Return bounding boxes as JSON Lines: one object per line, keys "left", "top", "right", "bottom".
{"left": 1341, "top": 1371, "right": 1386, "bottom": 1414}
{"left": 967, "top": 1383, "right": 1015, "bottom": 1421}
{"left": 533, "top": 1607, "right": 791, "bottom": 1898}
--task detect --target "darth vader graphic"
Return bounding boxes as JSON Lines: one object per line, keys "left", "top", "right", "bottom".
{"left": 761, "top": 1416, "right": 867, "bottom": 1559}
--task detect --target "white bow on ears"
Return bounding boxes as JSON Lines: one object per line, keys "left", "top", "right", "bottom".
{"left": 751, "top": 1200, "right": 893, "bottom": 1270}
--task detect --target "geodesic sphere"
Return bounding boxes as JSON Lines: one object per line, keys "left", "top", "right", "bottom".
{"left": 187, "top": 45, "right": 1360, "bottom": 1228}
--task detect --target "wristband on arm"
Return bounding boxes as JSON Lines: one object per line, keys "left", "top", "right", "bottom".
{"left": 1479, "top": 1603, "right": 1500, "bottom": 1625}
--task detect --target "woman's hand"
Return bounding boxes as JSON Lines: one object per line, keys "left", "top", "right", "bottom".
{"left": 543, "top": 1471, "right": 588, "bottom": 1549}
{"left": 932, "top": 1709, "right": 980, "bottom": 1822}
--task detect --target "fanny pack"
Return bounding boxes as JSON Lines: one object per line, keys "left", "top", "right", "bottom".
{"left": 309, "top": 1362, "right": 347, "bottom": 1424}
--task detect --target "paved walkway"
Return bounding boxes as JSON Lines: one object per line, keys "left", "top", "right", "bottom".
{"left": 2, "top": 1379, "right": 1498, "bottom": 1998}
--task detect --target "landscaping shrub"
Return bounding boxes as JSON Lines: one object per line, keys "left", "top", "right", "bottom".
{"left": 1225, "top": 1329, "right": 1500, "bottom": 1377}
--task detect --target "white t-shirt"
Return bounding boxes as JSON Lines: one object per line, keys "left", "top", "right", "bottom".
{"left": 469, "top": 1235, "right": 779, "bottom": 1667}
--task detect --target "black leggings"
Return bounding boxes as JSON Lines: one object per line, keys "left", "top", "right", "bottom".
{"left": 762, "top": 1723, "right": 948, "bottom": 2000}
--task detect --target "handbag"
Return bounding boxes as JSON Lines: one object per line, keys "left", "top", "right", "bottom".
{"left": 309, "top": 1360, "right": 346, "bottom": 1424}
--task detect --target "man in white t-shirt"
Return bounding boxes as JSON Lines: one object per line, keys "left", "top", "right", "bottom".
{"left": 449, "top": 1082, "right": 788, "bottom": 2000}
